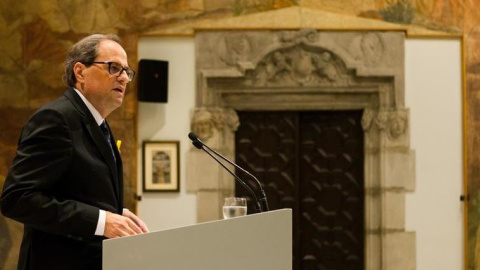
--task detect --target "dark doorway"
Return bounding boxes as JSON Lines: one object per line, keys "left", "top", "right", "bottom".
{"left": 235, "top": 110, "right": 365, "bottom": 270}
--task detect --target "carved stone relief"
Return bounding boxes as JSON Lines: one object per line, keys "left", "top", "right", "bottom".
{"left": 218, "top": 33, "right": 253, "bottom": 66}
{"left": 362, "top": 109, "right": 409, "bottom": 140}
{"left": 350, "top": 32, "right": 386, "bottom": 67}
{"left": 245, "top": 46, "right": 349, "bottom": 87}
{"left": 191, "top": 107, "right": 239, "bottom": 150}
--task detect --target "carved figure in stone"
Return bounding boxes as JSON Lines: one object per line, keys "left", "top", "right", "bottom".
{"left": 279, "top": 29, "right": 318, "bottom": 46}
{"left": 251, "top": 51, "right": 294, "bottom": 86}
{"left": 191, "top": 108, "right": 223, "bottom": 149}
{"left": 291, "top": 48, "right": 316, "bottom": 84}
{"left": 314, "top": 52, "right": 340, "bottom": 82}
{"left": 211, "top": 108, "right": 226, "bottom": 132}
{"left": 272, "top": 51, "right": 291, "bottom": 74}
{"left": 349, "top": 32, "right": 385, "bottom": 67}
{"left": 369, "top": 110, "right": 408, "bottom": 138}
{"left": 375, "top": 111, "right": 389, "bottom": 130}
{"left": 225, "top": 109, "right": 240, "bottom": 132}
{"left": 279, "top": 31, "right": 298, "bottom": 44}
{"left": 211, "top": 107, "right": 238, "bottom": 133}
{"left": 248, "top": 45, "right": 349, "bottom": 87}
{"left": 249, "top": 65, "right": 268, "bottom": 86}
{"left": 388, "top": 112, "right": 408, "bottom": 139}
{"left": 195, "top": 108, "right": 239, "bottom": 133}
{"left": 267, "top": 51, "right": 292, "bottom": 82}
{"left": 192, "top": 109, "right": 215, "bottom": 141}
{"left": 360, "top": 32, "right": 384, "bottom": 67}
{"left": 361, "top": 108, "right": 375, "bottom": 131}
{"left": 218, "top": 33, "right": 252, "bottom": 66}
{"left": 303, "top": 29, "right": 318, "bottom": 43}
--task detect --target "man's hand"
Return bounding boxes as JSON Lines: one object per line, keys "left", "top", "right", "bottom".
{"left": 122, "top": 208, "right": 149, "bottom": 233}
{"left": 104, "top": 211, "right": 145, "bottom": 238}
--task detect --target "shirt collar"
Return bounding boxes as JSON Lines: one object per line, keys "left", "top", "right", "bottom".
{"left": 73, "top": 88, "right": 104, "bottom": 126}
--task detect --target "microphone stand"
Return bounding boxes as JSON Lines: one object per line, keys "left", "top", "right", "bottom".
{"left": 198, "top": 142, "right": 270, "bottom": 212}
{"left": 191, "top": 141, "right": 262, "bottom": 213}
{"left": 189, "top": 133, "right": 269, "bottom": 212}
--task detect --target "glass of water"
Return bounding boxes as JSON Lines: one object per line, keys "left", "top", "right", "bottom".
{"left": 223, "top": 197, "right": 247, "bottom": 219}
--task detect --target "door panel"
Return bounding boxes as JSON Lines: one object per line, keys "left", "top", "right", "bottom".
{"left": 235, "top": 112, "right": 298, "bottom": 212}
{"left": 299, "top": 111, "right": 364, "bottom": 270}
{"left": 235, "top": 111, "right": 364, "bottom": 270}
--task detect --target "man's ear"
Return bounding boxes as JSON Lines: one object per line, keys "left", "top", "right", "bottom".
{"left": 73, "top": 62, "right": 86, "bottom": 82}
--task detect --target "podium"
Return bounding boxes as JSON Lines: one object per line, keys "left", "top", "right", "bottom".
{"left": 103, "top": 209, "right": 292, "bottom": 270}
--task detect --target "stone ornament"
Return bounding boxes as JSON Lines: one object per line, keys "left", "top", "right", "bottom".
{"left": 218, "top": 33, "right": 252, "bottom": 66}
{"left": 360, "top": 32, "right": 385, "bottom": 67}
{"left": 375, "top": 111, "right": 389, "bottom": 130}
{"left": 224, "top": 109, "right": 240, "bottom": 131}
{"left": 279, "top": 29, "right": 318, "bottom": 45}
{"left": 214, "top": 29, "right": 354, "bottom": 87}
{"left": 349, "top": 32, "right": 386, "bottom": 67}
{"left": 362, "top": 109, "right": 409, "bottom": 139}
{"left": 246, "top": 47, "right": 348, "bottom": 87}
{"left": 217, "top": 29, "right": 319, "bottom": 68}
{"left": 191, "top": 109, "right": 215, "bottom": 141}
{"left": 361, "top": 108, "right": 375, "bottom": 131}
{"left": 191, "top": 107, "right": 240, "bottom": 148}
{"left": 387, "top": 110, "right": 408, "bottom": 139}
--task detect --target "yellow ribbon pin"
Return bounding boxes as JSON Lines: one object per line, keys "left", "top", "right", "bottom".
{"left": 116, "top": 140, "right": 122, "bottom": 153}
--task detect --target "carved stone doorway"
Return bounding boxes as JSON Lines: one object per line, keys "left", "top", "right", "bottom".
{"left": 187, "top": 30, "right": 416, "bottom": 269}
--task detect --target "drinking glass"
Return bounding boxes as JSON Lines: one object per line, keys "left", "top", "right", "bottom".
{"left": 223, "top": 197, "right": 247, "bottom": 219}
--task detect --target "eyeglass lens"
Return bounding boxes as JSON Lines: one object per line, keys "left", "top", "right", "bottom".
{"left": 109, "top": 62, "right": 135, "bottom": 80}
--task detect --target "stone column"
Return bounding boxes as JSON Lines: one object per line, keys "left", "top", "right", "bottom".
{"left": 186, "top": 107, "right": 239, "bottom": 222}
{"left": 363, "top": 108, "right": 416, "bottom": 270}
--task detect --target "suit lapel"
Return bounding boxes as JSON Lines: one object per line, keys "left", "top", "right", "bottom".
{"left": 64, "top": 88, "right": 121, "bottom": 208}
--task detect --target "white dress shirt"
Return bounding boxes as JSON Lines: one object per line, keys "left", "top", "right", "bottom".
{"left": 73, "top": 88, "right": 107, "bottom": 236}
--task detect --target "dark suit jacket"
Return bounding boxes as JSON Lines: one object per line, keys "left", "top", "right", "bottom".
{"left": 0, "top": 87, "right": 123, "bottom": 270}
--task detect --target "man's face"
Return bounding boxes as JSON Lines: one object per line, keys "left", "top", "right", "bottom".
{"left": 75, "top": 40, "right": 130, "bottom": 117}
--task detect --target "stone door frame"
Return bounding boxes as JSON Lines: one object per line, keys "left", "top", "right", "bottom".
{"left": 187, "top": 30, "right": 416, "bottom": 269}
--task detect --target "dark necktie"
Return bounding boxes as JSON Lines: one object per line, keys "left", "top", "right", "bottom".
{"left": 100, "top": 121, "right": 116, "bottom": 162}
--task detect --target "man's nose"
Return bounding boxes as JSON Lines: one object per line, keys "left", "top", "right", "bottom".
{"left": 118, "top": 70, "right": 129, "bottom": 83}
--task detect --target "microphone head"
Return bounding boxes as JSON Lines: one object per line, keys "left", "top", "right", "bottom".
{"left": 192, "top": 140, "right": 203, "bottom": 149}
{"left": 188, "top": 132, "right": 198, "bottom": 141}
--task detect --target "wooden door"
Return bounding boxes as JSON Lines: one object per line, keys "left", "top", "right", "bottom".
{"left": 235, "top": 110, "right": 364, "bottom": 270}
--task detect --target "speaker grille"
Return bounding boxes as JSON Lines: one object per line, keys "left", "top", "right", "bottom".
{"left": 138, "top": 59, "right": 168, "bottom": 103}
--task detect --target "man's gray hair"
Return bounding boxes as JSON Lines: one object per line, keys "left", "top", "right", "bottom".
{"left": 63, "top": 34, "right": 122, "bottom": 87}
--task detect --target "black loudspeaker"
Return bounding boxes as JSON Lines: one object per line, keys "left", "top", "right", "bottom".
{"left": 138, "top": 59, "right": 169, "bottom": 103}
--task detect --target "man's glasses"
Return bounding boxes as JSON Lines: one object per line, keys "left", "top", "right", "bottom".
{"left": 92, "top": 61, "right": 135, "bottom": 81}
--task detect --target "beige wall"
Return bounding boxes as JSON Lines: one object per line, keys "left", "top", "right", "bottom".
{"left": 137, "top": 37, "right": 198, "bottom": 230}
{"left": 405, "top": 39, "right": 463, "bottom": 270}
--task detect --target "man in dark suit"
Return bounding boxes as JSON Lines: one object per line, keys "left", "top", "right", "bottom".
{"left": 0, "top": 34, "right": 148, "bottom": 269}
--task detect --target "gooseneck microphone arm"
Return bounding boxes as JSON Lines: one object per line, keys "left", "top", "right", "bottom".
{"left": 190, "top": 137, "right": 262, "bottom": 213}
{"left": 198, "top": 143, "right": 270, "bottom": 212}
{"left": 189, "top": 132, "right": 269, "bottom": 212}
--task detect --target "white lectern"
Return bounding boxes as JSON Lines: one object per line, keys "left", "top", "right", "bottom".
{"left": 103, "top": 209, "right": 292, "bottom": 270}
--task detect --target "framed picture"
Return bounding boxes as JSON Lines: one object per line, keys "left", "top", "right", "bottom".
{"left": 143, "top": 141, "right": 180, "bottom": 192}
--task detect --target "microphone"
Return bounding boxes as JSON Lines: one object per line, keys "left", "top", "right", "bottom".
{"left": 188, "top": 132, "right": 269, "bottom": 212}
